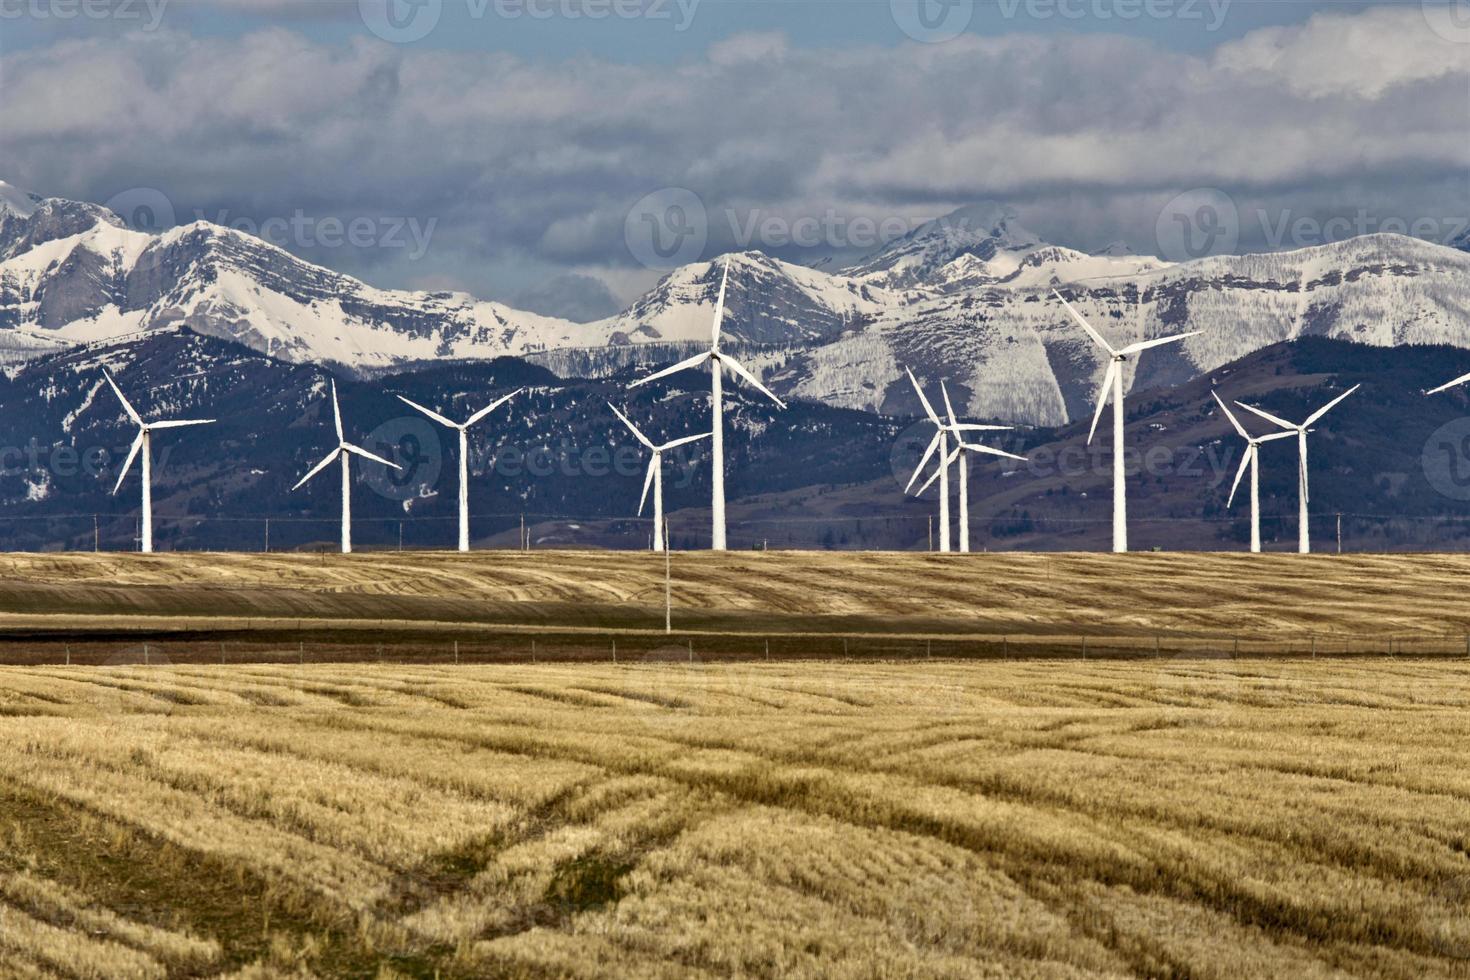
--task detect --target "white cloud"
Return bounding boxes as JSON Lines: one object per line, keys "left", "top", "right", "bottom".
{"left": 0, "top": 8, "right": 1464, "bottom": 299}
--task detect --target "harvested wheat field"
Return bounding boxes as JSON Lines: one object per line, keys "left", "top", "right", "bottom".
{"left": 1, "top": 552, "right": 1470, "bottom": 654}
{"left": 0, "top": 659, "right": 1467, "bottom": 977}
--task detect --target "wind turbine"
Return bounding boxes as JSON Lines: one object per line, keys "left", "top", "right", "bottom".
{"left": 915, "top": 434, "right": 1027, "bottom": 552}
{"left": 396, "top": 389, "right": 521, "bottom": 552}
{"left": 917, "top": 377, "right": 1016, "bottom": 552}
{"left": 292, "top": 380, "right": 401, "bottom": 554}
{"left": 1212, "top": 392, "right": 1295, "bottom": 553}
{"left": 1053, "top": 289, "right": 1200, "bottom": 553}
{"left": 608, "top": 403, "right": 710, "bottom": 551}
{"left": 1234, "top": 384, "right": 1359, "bottom": 554}
{"left": 904, "top": 368, "right": 953, "bottom": 551}
{"left": 629, "top": 257, "right": 785, "bottom": 550}
{"left": 101, "top": 369, "right": 213, "bottom": 554}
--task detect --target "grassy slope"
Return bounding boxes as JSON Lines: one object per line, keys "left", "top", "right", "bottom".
{"left": 0, "top": 551, "right": 1469, "bottom": 643}
{"left": 0, "top": 662, "right": 1467, "bottom": 977}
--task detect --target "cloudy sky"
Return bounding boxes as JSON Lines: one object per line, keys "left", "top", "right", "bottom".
{"left": 1, "top": 0, "right": 1466, "bottom": 317}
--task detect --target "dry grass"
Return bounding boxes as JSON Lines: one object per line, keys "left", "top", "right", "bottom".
{"left": 0, "top": 659, "right": 1466, "bottom": 976}
{"left": 1, "top": 551, "right": 1470, "bottom": 643}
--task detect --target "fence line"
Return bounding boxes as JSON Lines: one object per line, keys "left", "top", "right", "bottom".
{"left": 12, "top": 629, "right": 1470, "bottom": 667}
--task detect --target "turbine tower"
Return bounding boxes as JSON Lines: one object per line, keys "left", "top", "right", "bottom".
{"left": 629, "top": 257, "right": 785, "bottom": 550}
{"left": 931, "top": 378, "right": 1017, "bottom": 551}
{"left": 101, "top": 370, "right": 213, "bottom": 554}
{"left": 915, "top": 437, "right": 1027, "bottom": 552}
{"left": 396, "top": 389, "right": 521, "bottom": 552}
{"left": 293, "top": 380, "right": 401, "bottom": 554}
{"left": 1054, "top": 290, "right": 1200, "bottom": 553}
{"left": 1213, "top": 392, "right": 1294, "bottom": 553}
{"left": 608, "top": 404, "right": 710, "bottom": 551}
{"left": 1234, "top": 385, "right": 1359, "bottom": 554}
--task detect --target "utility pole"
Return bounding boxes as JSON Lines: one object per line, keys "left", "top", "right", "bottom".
{"left": 1336, "top": 514, "right": 1342, "bottom": 554}
{"left": 93, "top": 515, "right": 99, "bottom": 553}
{"left": 398, "top": 521, "right": 404, "bottom": 551}
{"left": 927, "top": 515, "right": 933, "bottom": 552}
{"left": 520, "top": 513, "right": 526, "bottom": 551}
{"left": 264, "top": 518, "right": 270, "bottom": 553}
{"left": 664, "top": 519, "right": 672, "bottom": 635}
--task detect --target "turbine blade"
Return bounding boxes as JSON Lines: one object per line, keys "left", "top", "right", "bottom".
{"left": 721, "top": 354, "right": 786, "bottom": 408}
{"left": 608, "top": 402, "right": 655, "bottom": 449}
{"left": 330, "top": 380, "right": 343, "bottom": 441}
{"left": 148, "top": 418, "right": 214, "bottom": 429}
{"left": 629, "top": 352, "right": 711, "bottom": 388}
{"left": 1258, "top": 430, "right": 1297, "bottom": 443}
{"left": 711, "top": 257, "right": 729, "bottom": 349}
{"left": 638, "top": 456, "right": 657, "bottom": 516}
{"left": 1303, "top": 383, "right": 1360, "bottom": 427}
{"left": 658, "top": 431, "right": 711, "bottom": 451}
{"left": 940, "top": 380, "right": 959, "bottom": 429}
{"left": 959, "top": 442, "right": 1027, "bottom": 462}
{"left": 102, "top": 370, "right": 141, "bottom": 425}
{"left": 905, "top": 432, "right": 942, "bottom": 493}
{"left": 1228, "top": 444, "right": 1252, "bottom": 509}
{"left": 1212, "top": 391, "right": 1248, "bottom": 439}
{"left": 1234, "top": 401, "right": 1298, "bottom": 431}
{"left": 343, "top": 442, "right": 402, "bottom": 470}
{"left": 463, "top": 388, "right": 521, "bottom": 428}
{"left": 1052, "top": 289, "right": 1118, "bottom": 356}
{"left": 952, "top": 422, "right": 1012, "bottom": 433}
{"left": 905, "top": 367, "right": 941, "bottom": 425}
{"left": 1087, "top": 360, "right": 1119, "bottom": 445}
{"left": 112, "top": 432, "right": 143, "bottom": 495}
{"left": 1428, "top": 371, "right": 1470, "bottom": 396}
{"left": 291, "top": 447, "right": 341, "bottom": 492}
{"left": 1118, "top": 331, "right": 1202, "bottom": 356}
{"left": 917, "top": 445, "right": 963, "bottom": 495}
{"left": 396, "top": 395, "right": 455, "bottom": 429}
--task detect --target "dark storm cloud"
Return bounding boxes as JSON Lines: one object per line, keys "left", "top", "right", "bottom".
{"left": 0, "top": 6, "right": 1465, "bottom": 300}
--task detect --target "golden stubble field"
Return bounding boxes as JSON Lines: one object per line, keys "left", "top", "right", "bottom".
{"left": 0, "top": 659, "right": 1467, "bottom": 977}
{"left": 1, "top": 551, "right": 1470, "bottom": 642}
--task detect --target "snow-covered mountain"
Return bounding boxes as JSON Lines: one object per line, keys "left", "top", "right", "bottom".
{"left": 2, "top": 181, "right": 1467, "bottom": 428}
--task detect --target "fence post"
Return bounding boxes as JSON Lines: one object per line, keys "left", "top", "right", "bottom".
{"left": 143, "top": 642, "right": 149, "bottom": 666}
{"left": 612, "top": 640, "right": 617, "bottom": 664}
{"left": 221, "top": 642, "right": 226, "bottom": 665}
{"left": 531, "top": 639, "right": 536, "bottom": 663}
{"left": 764, "top": 639, "right": 769, "bottom": 661}
{"left": 64, "top": 644, "right": 70, "bottom": 667}
{"left": 299, "top": 641, "right": 304, "bottom": 665}
{"left": 454, "top": 640, "right": 459, "bottom": 665}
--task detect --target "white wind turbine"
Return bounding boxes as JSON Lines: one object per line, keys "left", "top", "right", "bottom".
{"left": 1234, "top": 384, "right": 1359, "bottom": 554}
{"left": 1427, "top": 369, "right": 1470, "bottom": 397}
{"left": 396, "top": 389, "right": 521, "bottom": 552}
{"left": 1212, "top": 391, "right": 1295, "bottom": 553}
{"left": 629, "top": 257, "right": 785, "bottom": 550}
{"left": 1053, "top": 290, "right": 1200, "bottom": 553}
{"left": 292, "top": 380, "right": 401, "bottom": 554}
{"left": 608, "top": 404, "right": 710, "bottom": 552}
{"left": 905, "top": 369, "right": 1017, "bottom": 552}
{"left": 914, "top": 428, "right": 1026, "bottom": 554}
{"left": 101, "top": 369, "right": 213, "bottom": 554}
